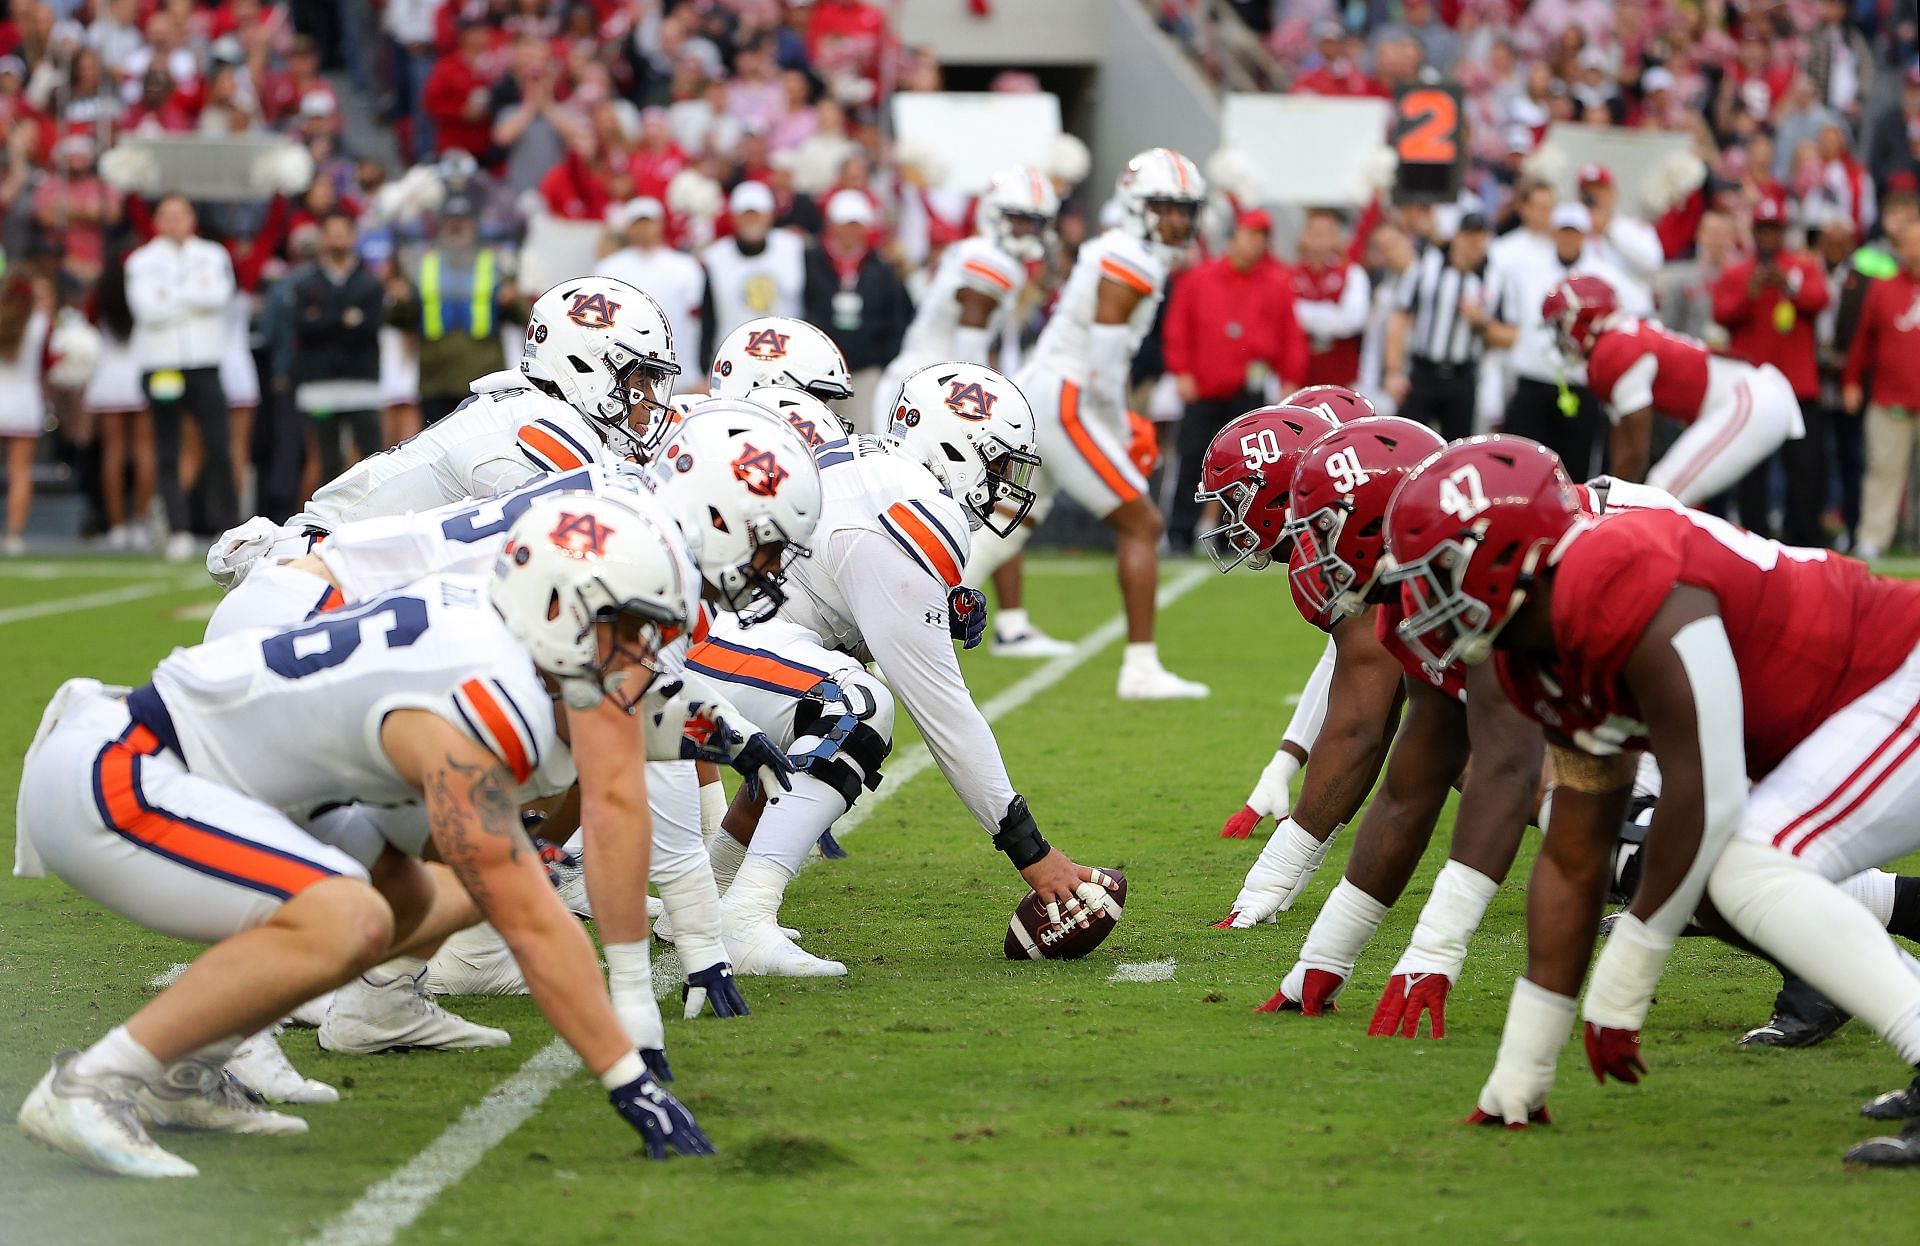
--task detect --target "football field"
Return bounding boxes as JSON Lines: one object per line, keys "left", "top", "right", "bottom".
{"left": 0, "top": 556, "right": 1910, "bottom": 1246}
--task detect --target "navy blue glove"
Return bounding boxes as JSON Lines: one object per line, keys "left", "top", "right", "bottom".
{"left": 732, "top": 731, "right": 794, "bottom": 794}
{"left": 683, "top": 962, "right": 751, "bottom": 1019}
{"left": 948, "top": 586, "right": 988, "bottom": 649}
{"left": 609, "top": 1070, "right": 716, "bottom": 1160}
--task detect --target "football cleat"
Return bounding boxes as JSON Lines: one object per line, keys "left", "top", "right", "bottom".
{"left": 319, "top": 966, "right": 512, "bottom": 1052}
{"left": 990, "top": 626, "right": 1075, "bottom": 660}
{"left": 1862, "top": 1073, "right": 1920, "bottom": 1121}
{"left": 724, "top": 918, "right": 847, "bottom": 978}
{"left": 1737, "top": 975, "right": 1850, "bottom": 1049}
{"left": 1254, "top": 968, "right": 1344, "bottom": 1016}
{"left": 1845, "top": 1119, "right": 1920, "bottom": 1167}
{"left": 286, "top": 990, "right": 335, "bottom": 1029}
{"left": 131, "top": 1058, "right": 308, "bottom": 1136}
{"left": 1117, "top": 662, "right": 1210, "bottom": 700}
{"left": 17, "top": 1051, "right": 198, "bottom": 1179}
{"left": 1369, "top": 972, "right": 1450, "bottom": 1039}
{"left": 426, "top": 925, "right": 531, "bottom": 997}
{"left": 226, "top": 1028, "right": 338, "bottom": 1104}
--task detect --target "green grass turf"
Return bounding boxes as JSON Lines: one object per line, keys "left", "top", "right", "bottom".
{"left": 0, "top": 557, "right": 1912, "bottom": 1246}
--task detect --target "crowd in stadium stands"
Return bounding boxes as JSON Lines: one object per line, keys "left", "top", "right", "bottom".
{"left": 0, "top": 0, "right": 1916, "bottom": 562}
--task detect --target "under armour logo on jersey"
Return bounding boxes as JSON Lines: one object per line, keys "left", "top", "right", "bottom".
{"left": 944, "top": 381, "right": 997, "bottom": 421}
{"left": 730, "top": 443, "right": 789, "bottom": 497}
{"left": 743, "top": 327, "right": 790, "bottom": 360}
{"left": 549, "top": 511, "right": 616, "bottom": 557}
{"left": 566, "top": 292, "right": 621, "bottom": 330}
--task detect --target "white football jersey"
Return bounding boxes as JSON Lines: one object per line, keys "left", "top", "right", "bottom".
{"left": 894, "top": 236, "right": 1026, "bottom": 367}
{"left": 151, "top": 574, "right": 571, "bottom": 828}
{"left": 289, "top": 374, "right": 616, "bottom": 533}
{"left": 1023, "top": 229, "right": 1166, "bottom": 383}
{"left": 317, "top": 465, "right": 707, "bottom": 668}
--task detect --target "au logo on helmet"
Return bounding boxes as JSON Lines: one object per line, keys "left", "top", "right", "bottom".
{"left": 730, "top": 443, "right": 789, "bottom": 497}
{"left": 944, "top": 380, "right": 996, "bottom": 421}
{"left": 549, "top": 511, "right": 616, "bottom": 557}
{"left": 744, "top": 328, "right": 790, "bottom": 360}
{"left": 567, "top": 292, "right": 621, "bottom": 330}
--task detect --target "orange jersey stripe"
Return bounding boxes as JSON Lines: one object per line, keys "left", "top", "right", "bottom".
{"left": 461, "top": 678, "right": 532, "bottom": 784}
{"left": 97, "top": 727, "right": 334, "bottom": 898}
{"left": 884, "top": 502, "right": 962, "bottom": 588}
{"left": 518, "top": 424, "right": 587, "bottom": 472}
{"left": 1060, "top": 381, "right": 1142, "bottom": 504}
{"left": 685, "top": 640, "right": 822, "bottom": 694}
{"left": 1099, "top": 258, "right": 1154, "bottom": 296}
{"left": 318, "top": 586, "right": 345, "bottom": 613}
{"left": 962, "top": 260, "right": 1015, "bottom": 292}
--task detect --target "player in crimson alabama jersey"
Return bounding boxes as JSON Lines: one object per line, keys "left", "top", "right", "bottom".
{"left": 1544, "top": 275, "right": 1801, "bottom": 506}
{"left": 1383, "top": 435, "right": 1920, "bottom": 1167}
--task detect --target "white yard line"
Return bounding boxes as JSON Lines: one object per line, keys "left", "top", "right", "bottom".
{"left": 0, "top": 577, "right": 205, "bottom": 626}
{"left": 305, "top": 563, "right": 1212, "bottom": 1246}
{"left": 1108, "top": 958, "right": 1177, "bottom": 984}
{"left": 1, "top": 560, "right": 194, "bottom": 579}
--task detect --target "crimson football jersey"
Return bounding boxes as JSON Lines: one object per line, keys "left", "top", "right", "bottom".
{"left": 1497, "top": 507, "right": 1920, "bottom": 777}
{"left": 1379, "top": 595, "right": 1468, "bottom": 703}
{"left": 1585, "top": 318, "right": 1711, "bottom": 424}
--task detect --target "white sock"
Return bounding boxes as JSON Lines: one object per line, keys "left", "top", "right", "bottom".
{"left": 1395, "top": 861, "right": 1501, "bottom": 980}
{"left": 997, "top": 607, "right": 1031, "bottom": 638}
{"left": 708, "top": 832, "right": 748, "bottom": 895}
{"left": 72, "top": 1025, "right": 165, "bottom": 1083}
{"left": 1841, "top": 868, "right": 1899, "bottom": 928}
{"left": 1296, "top": 879, "right": 1389, "bottom": 977}
{"left": 1123, "top": 642, "right": 1159, "bottom": 669}
{"left": 698, "top": 781, "right": 728, "bottom": 841}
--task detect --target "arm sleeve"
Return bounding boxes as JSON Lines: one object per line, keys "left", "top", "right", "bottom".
{"left": 1087, "top": 321, "right": 1134, "bottom": 423}
{"left": 1605, "top": 352, "right": 1659, "bottom": 420}
{"left": 1607, "top": 219, "right": 1665, "bottom": 279}
{"left": 837, "top": 529, "right": 1017, "bottom": 832}
{"left": 469, "top": 452, "right": 544, "bottom": 499}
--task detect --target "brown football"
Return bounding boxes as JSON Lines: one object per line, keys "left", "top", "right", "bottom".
{"left": 1003, "top": 870, "right": 1128, "bottom": 960}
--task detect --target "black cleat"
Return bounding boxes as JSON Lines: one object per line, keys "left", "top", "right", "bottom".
{"left": 1862, "top": 1074, "right": 1920, "bottom": 1122}
{"left": 1845, "top": 1119, "right": 1920, "bottom": 1167}
{"left": 1738, "top": 975, "right": 1850, "bottom": 1048}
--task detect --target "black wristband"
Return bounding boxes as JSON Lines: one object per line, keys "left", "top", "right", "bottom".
{"left": 992, "top": 795, "right": 1050, "bottom": 869}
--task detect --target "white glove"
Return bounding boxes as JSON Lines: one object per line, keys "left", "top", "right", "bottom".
{"left": 1246, "top": 748, "right": 1296, "bottom": 818}
{"left": 1227, "top": 818, "right": 1337, "bottom": 927}
{"left": 205, "top": 517, "right": 287, "bottom": 590}
{"left": 1473, "top": 977, "right": 1576, "bottom": 1126}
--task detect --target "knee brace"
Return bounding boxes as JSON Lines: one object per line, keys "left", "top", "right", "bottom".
{"left": 789, "top": 671, "right": 895, "bottom": 809}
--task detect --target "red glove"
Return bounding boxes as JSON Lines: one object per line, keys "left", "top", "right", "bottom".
{"left": 1254, "top": 968, "right": 1343, "bottom": 1016}
{"left": 1368, "top": 972, "right": 1450, "bottom": 1039}
{"left": 1465, "top": 1104, "right": 1552, "bottom": 1129}
{"left": 1583, "top": 1021, "right": 1647, "bottom": 1084}
{"left": 1219, "top": 805, "right": 1262, "bottom": 839}
{"left": 1126, "top": 410, "right": 1161, "bottom": 476}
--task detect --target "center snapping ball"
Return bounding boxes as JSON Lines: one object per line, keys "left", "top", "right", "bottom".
{"left": 1004, "top": 870, "right": 1127, "bottom": 960}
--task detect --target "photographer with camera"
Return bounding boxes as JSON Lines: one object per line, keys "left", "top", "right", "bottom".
{"left": 1711, "top": 194, "right": 1830, "bottom": 546}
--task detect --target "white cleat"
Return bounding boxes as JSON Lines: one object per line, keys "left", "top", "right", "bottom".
{"left": 724, "top": 916, "right": 847, "bottom": 978}
{"left": 286, "top": 990, "right": 334, "bottom": 1029}
{"left": 226, "top": 1028, "right": 338, "bottom": 1105}
{"left": 130, "top": 1058, "right": 308, "bottom": 1136}
{"left": 655, "top": 900, "right": 799, "bottom": 945}
{"left": 426, "top": 925, "right": 529, "bottom": 996}
{"left": 1117, "top": 663, "right": 1211, "bottom": 700}
{"left": 320, "top": 966, "right": 512, "bottom": 1052}
{"left": 17, "top": 1051, "right": 198, "bottom": 1179}
{"left": 990, "top": 627, "right": 1075, "bottom": 659}
{"left": 552, "top": 855, "right": 591, "bottom": 917}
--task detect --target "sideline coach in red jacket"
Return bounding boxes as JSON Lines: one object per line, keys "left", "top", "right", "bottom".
{"left": 1711, "top": 194, "right": 1830, "bottom": 545}
{"left": 1161, "top": 210, "right": 1307, "bottom": 550}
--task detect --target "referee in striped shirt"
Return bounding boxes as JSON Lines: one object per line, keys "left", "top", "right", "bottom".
{"left": 1382, "top": 213, "right": 1500, "bottom": 441}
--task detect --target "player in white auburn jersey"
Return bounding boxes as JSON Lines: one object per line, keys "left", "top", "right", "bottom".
{"left": 685, "top": 365, "right": 1118, "bottom": 977}
{"left": 15, "top": 495, "right": 715, "bottom": 1178}
{"left": 205, "top": 275, "right": 681, "bottom": 587}
{"left": 867, "top": 166, "right": 1057, "bottom": 434}
{"left": 967, "top": 148, "right": 1210, "bottom": 697}
{"left": 708, "top": 315, "right": 856, "bottom": 414}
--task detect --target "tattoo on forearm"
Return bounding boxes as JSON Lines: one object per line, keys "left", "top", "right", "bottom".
{"left": 425, "top": 753, "right": 532, "bottom": 908}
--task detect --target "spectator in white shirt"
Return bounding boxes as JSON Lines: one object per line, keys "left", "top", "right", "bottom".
{"left": 125, "top": 194, "right": 239, "bottom": 559}
{"left": 1576, "top": 164, "right": 1664, "bottom": 300}
{"left": 595, "top": 197, "right": 709, "bottom": 390}
{"left": 702, "top": 180, "right": 806, "bottom": 344}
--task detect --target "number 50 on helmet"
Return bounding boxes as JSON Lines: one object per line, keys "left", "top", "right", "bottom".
{"left": 1193, "top": 404, "right": 1337, "bottom": 573}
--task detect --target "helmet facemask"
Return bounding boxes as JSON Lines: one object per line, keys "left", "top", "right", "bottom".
{"left": 1145, "top": 196, "right": 1200, "bottom": 251}
{"left": 590, "top": 342, "right": 679, "bottom": 460}
{"left": 1194, "top": 474, "right": 1272, "bottom": 573}
{"left": 1286, "top": 502, "right": 1367, "bottom": 621}
{"left": 710, "top": 516, "right": 812, "bottom": 626}
{"left": 969, "top": 435, "right": 1041, "bottom": 535}
{"left": 995, "top": 210, "right": 1054, "bottom": 263}
{"left": 553, "top": 580, "right": 678, "bottom": 713}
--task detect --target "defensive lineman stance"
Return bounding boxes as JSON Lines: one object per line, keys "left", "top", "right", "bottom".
{"left": 966, "top": 147, "right": 1211, "bottom": 699}
{"left": 16, "top": 494, "right": 713, "bottom": 1176}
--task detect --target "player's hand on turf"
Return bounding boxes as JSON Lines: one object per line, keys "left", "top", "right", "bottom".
{"left": 1467, "top": 1069, "right": 1553, "bottom": 1130}
{"left": 947, "top": 586, "right": 988, "bottom": 649}
{"left": 1219, "top": 805, "right": 1262, "bottom": 839}
{"left": 1254, "top": 964, "right": 1343, "bottom": 1015}
{"left": 1368, "top": 972, "right": 1450, "bottom": 1039}
{"left": 683, "top": 962, "right": 750, "bottom": 1020}
{"left": 1583, "top": 1021, "right": 1647, "bottom": 1084}
{"left": 1214, "top": 819, "right": 1330, "bottom": 927}
{"left": 609, "top": 1070, "right": 716, "bottom": 1159}
{"left": 1019, "top": 849, "right": 1117, "bottom": 931}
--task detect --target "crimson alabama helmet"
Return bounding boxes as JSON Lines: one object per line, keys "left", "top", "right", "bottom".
{"left": 1541, "top": 275, "right": 1620, "bottom": 357}
{"left": 1286, "top": 416, "right": 1445, "bottom": 629}
{"left": 1279, "top": 384, "right": 1378, "bottom": 426}
{"left": 1380, "top": 435, "right": 1584, "bottom": 673}
{"left": 1193, "top": 404, "right": 1337, "bottom": 573}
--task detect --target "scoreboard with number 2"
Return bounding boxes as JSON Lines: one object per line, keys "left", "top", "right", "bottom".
{"left": 1392, "top": 83, "right": 1465, "bottom": 202}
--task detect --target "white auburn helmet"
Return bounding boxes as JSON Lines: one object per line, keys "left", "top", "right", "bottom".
{"left": 490, "top": 491, "right": 688, "bottom": 711}
{"left": 742, "top": 384, "right": 844, "bottom": 452}
{"left": 884, "top": 362, "right": 1040, "bottom": 537}
{"left": 648, "top": 399, "right": 824, "bottom": 621}
{"left": 521, "top": 276, "right": 681, "bottom": 459}
{"left": 976, "top": 166, "right": 1059, "bottom": 264}
{"left": 1113, "top": 147, "right": 1205, "bottom": 263}
{"left": 709, "top": 316, "right": 855, "bottom": 408}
